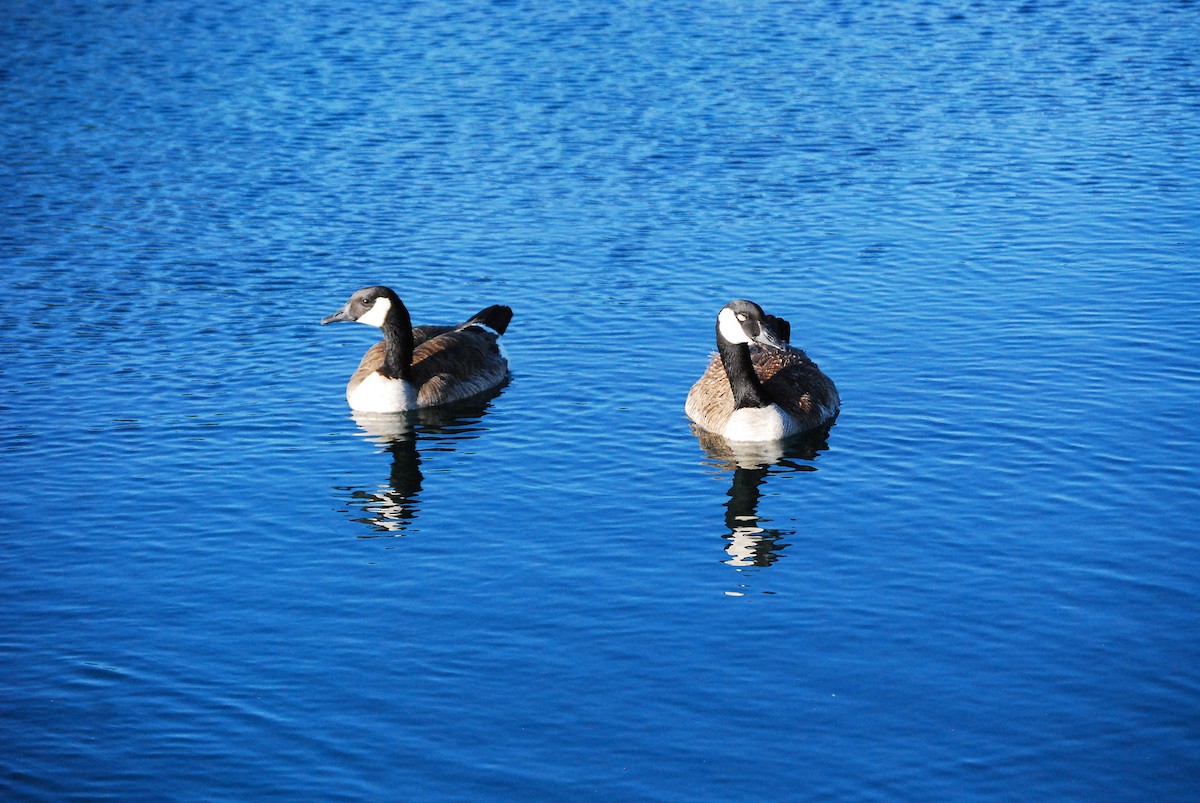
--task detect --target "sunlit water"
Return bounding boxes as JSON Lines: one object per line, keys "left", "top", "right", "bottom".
{"left": 3, "top": 0, "right": 1199, "bottom": 799}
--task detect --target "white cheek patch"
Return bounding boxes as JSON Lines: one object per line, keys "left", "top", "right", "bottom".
{"left": 357, "top": 296, "right": 391, "bottom": 328}
{"left": 718, "top": 308, "right": 750, "bottom": 344}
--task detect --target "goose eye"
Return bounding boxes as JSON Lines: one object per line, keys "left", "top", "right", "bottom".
{"left": 736, "top": 313, "right": 747, "bottom": 321}
{"left": 360, "top": 298, "right": 371, "bottom": 306}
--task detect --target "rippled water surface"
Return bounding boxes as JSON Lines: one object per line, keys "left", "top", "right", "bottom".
{"left": 3, "top": 0, "right": 1199, "bottom": 799}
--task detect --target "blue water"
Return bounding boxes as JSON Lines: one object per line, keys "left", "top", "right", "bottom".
{"left": 3, "top": 0, "right": 1199, "bottom": 799}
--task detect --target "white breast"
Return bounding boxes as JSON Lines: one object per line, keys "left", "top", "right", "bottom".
{"left": 347, "top": 372, "right": 417, "bottom": 413}
{"left": 721, "top": 404, "right": 794, "bottom": 442}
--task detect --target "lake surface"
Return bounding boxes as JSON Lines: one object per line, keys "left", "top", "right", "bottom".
{"left": 3, "top": 0, "right": 1199, "bottom": 799}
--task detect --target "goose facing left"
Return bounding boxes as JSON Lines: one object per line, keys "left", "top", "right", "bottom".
{"left": 321, "top": 286, "right": 513, "bottom": 413}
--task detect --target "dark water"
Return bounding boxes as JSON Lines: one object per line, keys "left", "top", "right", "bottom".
{"left": 3, "top": 0, "right": 1199, "bottom": 799}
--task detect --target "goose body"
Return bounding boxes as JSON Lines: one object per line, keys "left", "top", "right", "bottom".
{"left": 685, "top": 300, "right": 838, "bottom": 442}
{"left": 322, "top": 286, "right": 512, "bottom": 413}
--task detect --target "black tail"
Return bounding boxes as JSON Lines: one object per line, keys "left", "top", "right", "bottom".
{"left": 466, "top": 304, "right": 513, "bottom": 335}
{"left": 764, "top": 313, "right": 791, "bottom": 343}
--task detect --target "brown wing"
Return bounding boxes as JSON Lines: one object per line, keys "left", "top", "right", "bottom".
{"left": 412, "top": 324, "right": 456, "bottom": 348}
{"left": 754, "top": 345, "right": 840, "bottom": 426}
{"left": 411, "top": 328, "right": 509, "bottom": 407}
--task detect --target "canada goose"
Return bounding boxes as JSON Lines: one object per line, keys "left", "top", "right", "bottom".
{"left": 321, "top": 286, "right": 512, "bottom": 413}
{"left": 685, "top": 299, "right": 839, "bottom": 442}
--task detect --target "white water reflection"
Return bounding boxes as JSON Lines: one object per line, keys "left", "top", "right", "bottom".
{"left": 693, "top": 425, "right": 831, "bottom": 570}
{"left": 338, "top": 389, "right": 505, "bottom": 536}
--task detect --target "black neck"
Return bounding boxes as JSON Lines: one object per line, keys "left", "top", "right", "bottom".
{"left": 717, "top": 335, "right": 770, "bottom": 409}
{"left": 379, "top": 299, "right": 414, "bottom": 382}
{"left": 725, "top": 465, "right": 768, "bottom": 530}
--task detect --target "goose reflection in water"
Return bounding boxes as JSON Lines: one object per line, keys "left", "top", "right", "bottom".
{"left": 338, "top": 388, "right": 504, "bottom": 536}
{"left": 693, "top": 425, "right": 832, "bottom": 569}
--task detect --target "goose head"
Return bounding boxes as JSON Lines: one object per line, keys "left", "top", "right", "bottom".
{"left": 321, "top": 286, "right": 401, "bottom": 329}
{"left": 716, "top": 299, "right": 785, "bottom": 349}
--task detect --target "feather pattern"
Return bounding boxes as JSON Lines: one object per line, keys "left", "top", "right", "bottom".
{"left": 685, "top": 343, "right": 838, "bottom": 435}
{"left": 345, "top": 327, "right": 509, "bottom": 408}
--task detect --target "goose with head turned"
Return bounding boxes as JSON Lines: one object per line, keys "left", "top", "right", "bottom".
{"left": 321, "top": 286, "right": 512, "bottom": 413}
{"left": 685, "top": 299, "right": 838, "bottom": 442}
